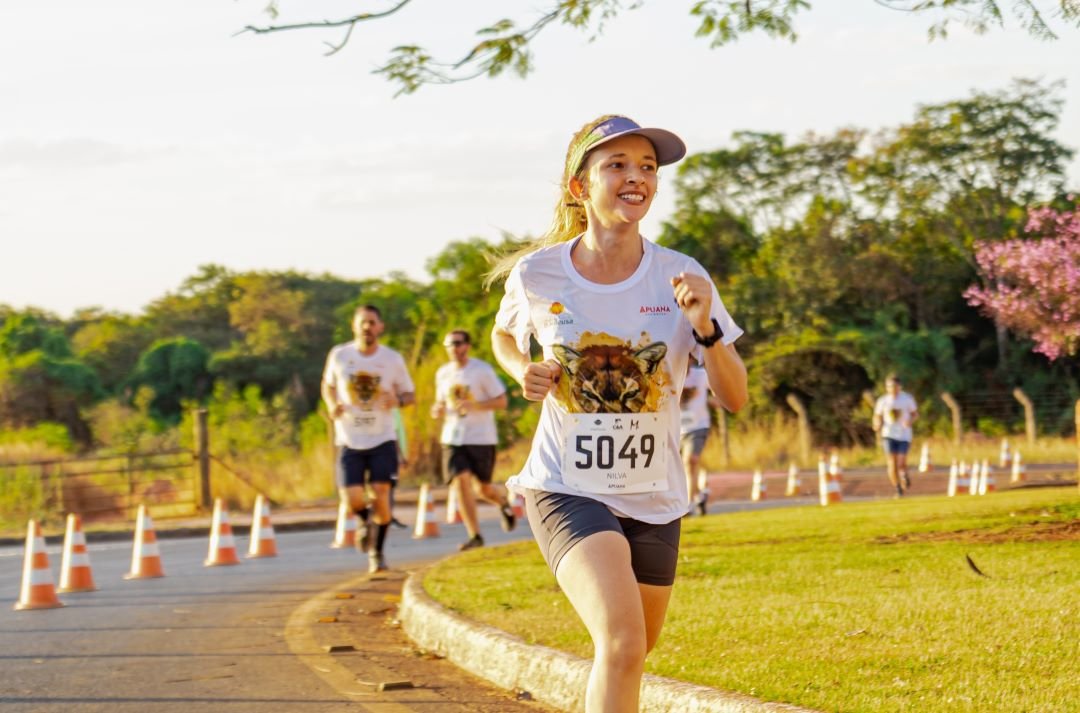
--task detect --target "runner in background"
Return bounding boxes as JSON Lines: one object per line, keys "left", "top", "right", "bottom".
{"left": 431, "top": 329, "right": 516, "bottom": 550}
{"left": 872, "top": 373, "right": 918, "bottom": 497}
{"left": 322, "top": 305, "right": 415, "bottom": 572}
{"left": 679, "top": 361, "right": 720, "bottom": 516}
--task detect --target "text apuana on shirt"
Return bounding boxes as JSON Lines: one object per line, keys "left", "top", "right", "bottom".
{"left": 494, "top": 237, "right": 742, "bottom": 524}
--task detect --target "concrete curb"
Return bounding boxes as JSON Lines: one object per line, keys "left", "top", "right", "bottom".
{"left": 400, "top": 567, "right": 817, "bottom": 713}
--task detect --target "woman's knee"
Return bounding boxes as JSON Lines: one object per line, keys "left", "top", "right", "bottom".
{"left": 596, "top": 621, "right": 647, "bottom": 671}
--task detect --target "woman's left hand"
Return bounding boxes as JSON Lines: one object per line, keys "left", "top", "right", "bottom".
{"left": 671, "top": 272, "right": 713, "bottom": 334}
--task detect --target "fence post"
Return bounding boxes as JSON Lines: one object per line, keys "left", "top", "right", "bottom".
{"left": 941, "top": 392, "right": 962, "bottom": 446}
{"left": 1012, "top": 388, "right": 1036, "bottom": 446}
{"left": 194, "top": 409, "right": 211, "bottom": 510}
{"left": 785, "top": 393, "right": 812, "bottom": 464}
{"left": 862, "top": 390, "right": 880, "bottom": 447}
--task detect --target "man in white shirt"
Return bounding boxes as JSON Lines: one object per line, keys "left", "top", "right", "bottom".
{"left": 322, "top": 305, "right": 415, "bottom": 572}
{"left": 680, "top": 362, "right": 720, "bottom": 515}
{"left": 872, "top": 373, "right": 919, "bottom": 497}
{"left": 431, "top": 329, "right": 516, "bottom": 550}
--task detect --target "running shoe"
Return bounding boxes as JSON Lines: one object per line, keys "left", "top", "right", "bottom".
{"left": 458, "top": 534, "right": 484, "bottom": 551}
{"left": 697, "top": 492, "right": 708, "bottom": 517}
{"left": 499, "top": 505, "right": 517, "bottom": 532}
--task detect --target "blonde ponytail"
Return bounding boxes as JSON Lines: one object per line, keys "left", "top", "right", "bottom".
{"left": 484, "top": 114, "right": 622, "bottom": 288}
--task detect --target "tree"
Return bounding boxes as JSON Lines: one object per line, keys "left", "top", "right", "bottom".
{"left": 241, "top": 1, "right": 1079, "bottom": 94}
{"left": 0, "top": 312, "right": 103, "bottom": 442}
{"left": 965, "top": 199, "right": 1080, "bottom": 361}
{"left": 128, "top": 338, "right": 212, "bottom": 422}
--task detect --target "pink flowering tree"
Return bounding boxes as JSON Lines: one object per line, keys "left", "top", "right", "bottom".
{"left": 965, "top": 198, "right": 1080, "bottom": 360}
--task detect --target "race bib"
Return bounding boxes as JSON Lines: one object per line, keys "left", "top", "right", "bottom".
{"left": 562, "top": 413, "right": 668, "bottom": 494}
{"left": 345, "top": 405, "right": 381, "bottom": 436}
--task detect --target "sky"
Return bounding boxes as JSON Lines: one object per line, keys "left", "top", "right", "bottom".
{"left": 1, "top": 1, "right": 1077, "bottom": 317}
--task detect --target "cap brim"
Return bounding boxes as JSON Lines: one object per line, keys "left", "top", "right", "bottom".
{"left": 587, "top": 127, "right": 687, "bottom": 167}
{"left": 634, "top": 127, "right": 687, "bottom": 166}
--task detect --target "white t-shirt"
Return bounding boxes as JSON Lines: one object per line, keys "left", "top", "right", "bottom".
{"left": 494, "top": 237, "right": 743, "bottom": 524}
{"left": 322, "top": 342, "right": 415, "bottom": 450}
{"left": 874, "top": 391, "right": 918, "bottom": 442}
{"left": 679, "top": 366, "right": 712, "bottom": 435}
{"left": 435, "top": 358, "right": 506, "bottom": 446}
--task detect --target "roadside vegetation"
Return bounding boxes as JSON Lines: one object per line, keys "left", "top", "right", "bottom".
{"left": 424, "top": 487, "right": 1080, "bottom": 713}
{"left": 3, "top": 78, "right": 1079, "bottom": 529}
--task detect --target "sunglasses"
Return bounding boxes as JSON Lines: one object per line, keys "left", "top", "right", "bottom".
{"left": 444, "top": 340, "right": 466, "bottom": 347}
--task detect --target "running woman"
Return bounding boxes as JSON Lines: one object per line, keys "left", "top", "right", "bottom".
{"left": 490, "top": 115, "right": 747, "bottom": 712}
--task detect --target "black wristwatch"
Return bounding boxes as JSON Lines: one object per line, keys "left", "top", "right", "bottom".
{"left": 692, "top": 318, "right": 724, "bottom": 347}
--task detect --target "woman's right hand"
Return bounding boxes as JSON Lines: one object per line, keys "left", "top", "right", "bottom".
{"left": 521, "top": 360, "right": 562, "bottom": 402}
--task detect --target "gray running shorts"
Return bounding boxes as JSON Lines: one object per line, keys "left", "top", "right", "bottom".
{"left": 680, "top": 428, "right": 709, "bottom": 456}
{"left": 523, "top": 488, "right": 681, "bottom": 587}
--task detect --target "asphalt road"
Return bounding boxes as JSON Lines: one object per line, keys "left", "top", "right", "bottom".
{"left": 0, "top": 511, "right": 541, "bottom": 713}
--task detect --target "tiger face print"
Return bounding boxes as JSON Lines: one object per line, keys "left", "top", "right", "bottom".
{"left": 350, "top": 372, "right": 381, "bottom": 404}
{"left": 449, "top": 384, "right": 471, "bottom": 406}
{"left": 552, "top": 342, "right": 667, "bottom": 413}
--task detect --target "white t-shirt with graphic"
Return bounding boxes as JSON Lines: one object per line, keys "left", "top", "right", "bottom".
{"left": 874, "top": 391, "right": 918, "bottom": 442}
{"left": 494, "top": 237, "right": 742, "bottom": 524}
{"left": 322, "top": 343, "right": 415, "bottom": 450}
{"left": 435, "top": 358, "right": 506, "bottom": 446}
{"left": 679, "top": 366, "right": 712, "bottom": 435}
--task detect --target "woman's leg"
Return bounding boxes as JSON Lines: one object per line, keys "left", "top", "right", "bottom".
{"left": 556, "top": 531, "right": 650, "bottom": 713}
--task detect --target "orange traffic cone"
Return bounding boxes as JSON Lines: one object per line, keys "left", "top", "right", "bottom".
{"left": 58, "top": 514, "right": 96, "bottom": 593}
{"left": 999, "top": 438, "right": 1012, "bottom": 468}
{"left": 918, "top": 442, "right": 932, "bottom": 473}
{"left": 750, "top": 468, "right": 767, "bottom": 501}
{"left": 446, "top": 483, "right": 463, "bottom": 525}
{"left": 14, "top": 520, "right": 63, "bottom": 611}
{"left": 412, "top": 483, "right": 441, "bottom": 540}
{"left": 125, "top": 505, "right": 164, "bottom": 579}
{"left": 1010, "top": 450, "right": 1026, "bottom": 484}
{"left": 946, "top": 459, "right": 959, "bottom": 497}
{"left": 977, "top": 459, "right": 995, "bottom": 495}
{"left": 205, "top": 499, "right": 241, "bottom": 566}
{"left": 330, "top": 501, "right": 357, "bottom": 549}
{"left": 785, "top": 462, "right": 800, "bottom": 497}
{"left": 247, "top": 494, "right": 278, "bottom": 558}
{"left": 819, "top": 454, "right": 842, "bottom": 506}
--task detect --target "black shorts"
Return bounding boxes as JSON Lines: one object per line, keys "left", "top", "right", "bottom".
{"left": 442, "top": 444, "right": 496, "bottom": 484}
{"left": 340, "top": 441, "right": 398, "bottom": 487}
{"left": 883, "top": 438, "right": 911, "bottom": 456}
{"left": 523, "top": 489, "right": 681, "bottom": 587}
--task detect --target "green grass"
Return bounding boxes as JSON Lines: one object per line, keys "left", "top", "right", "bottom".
{"left": 424, "top": 487, "right": 1080, "bottom": 713}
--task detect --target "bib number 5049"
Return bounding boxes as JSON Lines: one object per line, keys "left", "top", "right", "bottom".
{"left": 574, "top": 433, "right": 655, "bottom": 470}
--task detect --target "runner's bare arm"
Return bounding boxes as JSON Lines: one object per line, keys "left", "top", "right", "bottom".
{"left": 321, "top": 380, "right": 346, "bottom": 418}
{"left": 671, "top": 272, "right": 747, "bottom": 413}
{"left": 491, "top": 326, "right": 560, "bottom": 402}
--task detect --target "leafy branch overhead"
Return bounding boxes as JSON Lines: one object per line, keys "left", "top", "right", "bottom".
{"left": 240, "top": 0, "right": 1080, "bottom": 94}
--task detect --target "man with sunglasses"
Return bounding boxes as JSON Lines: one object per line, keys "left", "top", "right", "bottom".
{"left": 431, "top": 329, "right": 516, "bottom": 550}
